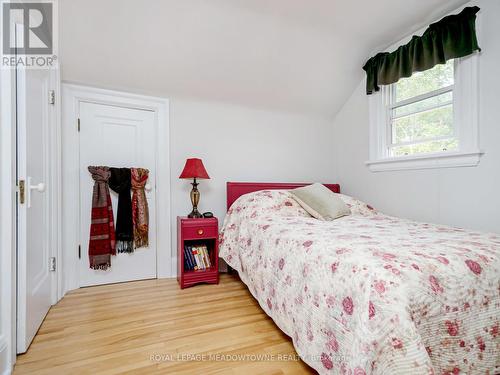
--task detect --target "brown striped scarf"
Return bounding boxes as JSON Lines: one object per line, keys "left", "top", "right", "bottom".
{"left": 88, "top": 166, "right": 116, "bottom": 270}
{"left": 131, "top": 168, "right": 149, "bottom": 249}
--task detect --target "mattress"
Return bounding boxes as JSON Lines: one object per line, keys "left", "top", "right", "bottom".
{"left": 219, "top": 190, "right": 500, "bottom": 374}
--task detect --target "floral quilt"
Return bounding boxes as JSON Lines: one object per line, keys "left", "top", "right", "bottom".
{"left": 219, "top": 190, "right": 500, "bottom": 374}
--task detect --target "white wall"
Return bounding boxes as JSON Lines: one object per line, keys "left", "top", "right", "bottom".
{"left": 60, "top": 86, "right": 335, "bottom": 278}
{"left": 169, "top": 97, "right": 335, "bottom": 269}
{"left": 332, "top": 0, "right": 500, "bottom": 234}
{"left": 59, "top": 0, "right": 345, "bottom": 278}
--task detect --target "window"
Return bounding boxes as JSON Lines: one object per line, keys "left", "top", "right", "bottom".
{"left": 366, "top": 55, "right": 481, "bottom": 172}
{"left": 389, "top": 60, "right": 456, "bottom": 157}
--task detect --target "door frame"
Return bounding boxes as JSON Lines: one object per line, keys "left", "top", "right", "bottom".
{"left": 61, "top": 83, "right": 171, "bottom": 295}
{"left": 0, "top": 51, "right": 18, "bottom": 375}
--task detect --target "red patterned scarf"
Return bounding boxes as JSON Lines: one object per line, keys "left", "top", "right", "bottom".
{"left": 131, "top": 168, "right": 149, "bottom": 249}
{"left": 88, "top": 166, "right": 116, "bottom": 269}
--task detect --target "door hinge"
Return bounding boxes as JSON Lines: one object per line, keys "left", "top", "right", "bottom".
{"left": 77, "top": 118, "right": 80, "bottom": 132}
{"left": 78, "top": 244, "right": 81, "bottom": 259}
{"left": 49, "top": 257, "right": 56, "bottom": 272}
{"left": 49, "top": 90, "right": 55, "bottom": 105}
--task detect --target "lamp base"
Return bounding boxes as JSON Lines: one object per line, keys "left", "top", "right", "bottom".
{"left": 187, "top": 178, "right": 203, "bottom": 218}
{"left": 187, "top": 209, "right": 203, "bottom": 219}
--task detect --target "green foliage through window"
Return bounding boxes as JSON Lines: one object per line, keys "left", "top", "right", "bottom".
{"left": 394, "top": 60, "right": 454, "bottom": 102}
{"left": 389, "top": 60, "right": 457, "bottom": 156}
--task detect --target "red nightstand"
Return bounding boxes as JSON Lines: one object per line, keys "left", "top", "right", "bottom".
{"left": 177, "top": 216, "right": 219, "bottom": 289}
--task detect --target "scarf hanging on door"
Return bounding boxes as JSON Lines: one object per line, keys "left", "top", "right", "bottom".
{"left": 109, "top": 167, "right": 134, "bottom": 253}
{"left": 131, "top": 167, "right": 149, "bottom": 249}
{"left": 88, "top": 166, "right": 116, "bottom": 270}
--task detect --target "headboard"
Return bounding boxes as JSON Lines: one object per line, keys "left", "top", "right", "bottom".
{"left": 226, "top": 182, "right": 340, "bottom": 210}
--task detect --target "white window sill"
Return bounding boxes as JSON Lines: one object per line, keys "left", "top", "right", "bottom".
{"left": 365, "top": 150, "right": 483, "bottom": 172}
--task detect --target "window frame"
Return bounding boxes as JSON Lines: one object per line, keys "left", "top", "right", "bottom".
{"left": 366, "top": 10, "right": 482, "bottom": 172}
{"left": 366, "top": 53, "right": 482, "bottom": 172}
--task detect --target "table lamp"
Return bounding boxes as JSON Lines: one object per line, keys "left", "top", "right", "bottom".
{"left": 179, "top": 158, "right": 210, "bottom": 218}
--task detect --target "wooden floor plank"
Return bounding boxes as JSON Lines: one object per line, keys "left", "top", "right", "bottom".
{"left": 14, "top": 274, "right": 315, "bottom": 374}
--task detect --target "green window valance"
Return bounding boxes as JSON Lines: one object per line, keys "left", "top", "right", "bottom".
{"left": 363, "top": 6, "right": 481, "bottom": 95}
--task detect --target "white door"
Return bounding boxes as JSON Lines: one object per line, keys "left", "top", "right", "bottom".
{"left": 78, "top": 102, "right": 157, "bottom": 287}
{"left": 16, "top": 66, "right": 54, "bottom": 353}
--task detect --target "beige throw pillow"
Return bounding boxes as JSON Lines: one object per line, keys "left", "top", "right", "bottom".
{"left": 290, "top": 183, "right": 351, "bottom": 221}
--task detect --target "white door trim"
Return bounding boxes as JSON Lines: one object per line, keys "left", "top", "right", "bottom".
{"left": 61, "top": 83, "right": 171, "bottom": 295}
{"left": 52, "top": 66, "right": 63, "bottom": 305}
{"left": 0, "top": 56, "right": 17, "bottom": 375}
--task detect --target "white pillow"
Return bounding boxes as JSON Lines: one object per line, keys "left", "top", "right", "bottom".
{"left": 290, "top": 183, "right": 351, "bottom": 221}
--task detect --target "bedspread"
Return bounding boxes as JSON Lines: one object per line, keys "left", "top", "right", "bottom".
{"left": 219, "top": 190, "right": 500, "bottom": 374}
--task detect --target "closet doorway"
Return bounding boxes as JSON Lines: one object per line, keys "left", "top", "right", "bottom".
{"left": 79, "top": 102, "right": 157, "bottom": 286}
{"left": 62, "top": 85, "right": 171, "bottom": 290}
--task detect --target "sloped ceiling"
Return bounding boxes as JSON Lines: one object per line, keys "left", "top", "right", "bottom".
{"left": 60, "top": 0, "right": 469, "bottom": 117}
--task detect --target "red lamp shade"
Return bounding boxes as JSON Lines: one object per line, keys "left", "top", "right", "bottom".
{"left": 179, "top": 158, "right": 210, "bottom": 179}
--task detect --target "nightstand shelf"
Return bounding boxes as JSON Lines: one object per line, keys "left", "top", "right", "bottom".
{"left": 184, "top": 266, "right": 217, "bottom": 274}
{"left": 177, "top": 217, "right": 219, "bottom": 289}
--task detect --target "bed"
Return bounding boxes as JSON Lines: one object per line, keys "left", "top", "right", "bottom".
{"left": 219, "top": 182, "right": 500, "bottom": 375}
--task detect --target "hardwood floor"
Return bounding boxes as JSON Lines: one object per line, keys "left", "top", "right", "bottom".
{"left": 14, "top": 274, "right": 315, "bottom": 374}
